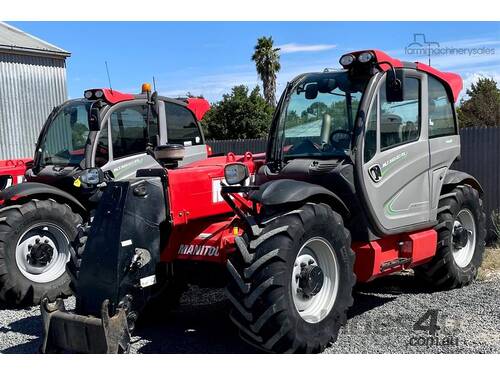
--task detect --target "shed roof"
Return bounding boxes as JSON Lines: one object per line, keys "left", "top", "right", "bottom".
{"left": 0, "top": 22, "right": 70, "bottom": 59}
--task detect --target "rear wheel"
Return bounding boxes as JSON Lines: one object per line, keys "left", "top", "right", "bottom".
{"left": 226, "top": 202, "right": 355, "bottom": 353}
{"left": 416, "top": 185, "right": 486, "bottom": 288}
{"left": 0, "top": 200, "right": 82, "bottom": 305}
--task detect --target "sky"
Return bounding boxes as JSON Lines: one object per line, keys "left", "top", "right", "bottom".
{"left": 9, "top": 21, "right": 500, "bottom": 103}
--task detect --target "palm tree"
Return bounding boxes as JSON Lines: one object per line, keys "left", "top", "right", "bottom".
{"left": 252, "top": 36, "right": 281, "bottom": 107}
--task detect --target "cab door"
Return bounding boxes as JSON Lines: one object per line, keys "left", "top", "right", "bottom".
{"left": 361, "top": 71, "right": 432, "bottom": 232}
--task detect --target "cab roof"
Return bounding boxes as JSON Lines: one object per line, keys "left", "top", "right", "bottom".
{"left": 346, "top": 49, "right": 463, "bottom": 102}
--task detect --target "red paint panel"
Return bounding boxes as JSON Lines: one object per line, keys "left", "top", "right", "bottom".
{"left": 163, "top": 153, "right": 259, "bottom": 262}
{"left": 416, "top": 62, "right": 463, "bottom": 102}
{"left": 101, "top": 89, "right": 134, "bottom": 104}
{"left": 408, "top": 229, "right": 437, "bottom": 266}
{"left": 162, "top": 219, "right": 236, "bottom": 264}
{"left": 371, "top": 49, "right": 404, "bottom": 70}
{"left": 353, "top": 237, "right": 400, "bottom": 282}
{"left": 353, "top": 229, "right": 437, "bottom": 282}
{"left": 167, "top": 154, "right": 258, "bottom": 226}
{"left": 0, "top": 158, "right": 31, "bottom": 190}
{"left": 186, "top": 98, "right": 211, "bottom": 121}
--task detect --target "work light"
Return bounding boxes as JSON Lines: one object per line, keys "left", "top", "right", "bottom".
{"left": 358, "top": 51, "right": 374, "bottom": 63}
{"left": 339, "top": 54, "right": 355, "bottom": 66}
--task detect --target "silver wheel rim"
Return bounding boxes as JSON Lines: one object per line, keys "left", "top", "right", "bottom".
{"left": 291, "top": 237, "right": 339, "bottom": 323}
{"left": 15, "top": 222, "right": 70, "bottom": 283}
{"left": 452, "top": 209, "right": 476, "bottom": 268}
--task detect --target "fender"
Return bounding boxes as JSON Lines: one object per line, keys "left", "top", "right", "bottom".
{"left": 443, "top": 170, "right": 483, "bottom": 195}
{"left": 249, "top": 179, "right": 350, "bottom": 218}
{"left": 0, "top": 182, "right": 86, "bottom": 213}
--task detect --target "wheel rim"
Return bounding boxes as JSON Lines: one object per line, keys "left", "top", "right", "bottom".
{"left": 15, "top": 222, "right": 70, "bottom": 283}
{"left": 452, "top": 209, "right": 476, "bottom": 268}
{"left": 291, "top": 237, "right": 339, "bottom": 324}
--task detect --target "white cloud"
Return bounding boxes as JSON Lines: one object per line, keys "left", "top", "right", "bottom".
{"left": 277, "top": 43, "right": 336, "bottom": 54}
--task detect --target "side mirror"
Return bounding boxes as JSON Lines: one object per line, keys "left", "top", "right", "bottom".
{"left": 79, "top": 168, "right": 104, "bottom": 186}
{"left": 88, "top": 106, "right": 100, "bottom": 131}
{"left": 305, "top": 83, "right": 319, "bottom": 100}
{"left": 224, "top": 163, "right": 249, "bottom": 185}
{"left": 386, "top": 70, "right": 404, "bottom": 102}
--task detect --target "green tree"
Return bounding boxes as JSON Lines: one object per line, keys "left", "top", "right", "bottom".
{"left": 202, "top": 85, "right": 274, "bottom": 140}
{"left": 251, "top": 36, "right": 281, "bottom": 107}
{"left": 457, "top": 77, "right": 500, "bottom": 127}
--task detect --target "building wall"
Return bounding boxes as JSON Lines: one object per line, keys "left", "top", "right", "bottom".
{"left": 0, "top": 52, "right": 67, "bottom": 160}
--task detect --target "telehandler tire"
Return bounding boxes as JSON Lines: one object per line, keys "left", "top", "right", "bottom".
{"left": 0, "top": 200, "right": 82, "bottom": 305}
{"left": 226, "top": 202, "right": 355, "bottom": 353}
{"left": 415, "top": 184, "right": 486, "bottom": 289}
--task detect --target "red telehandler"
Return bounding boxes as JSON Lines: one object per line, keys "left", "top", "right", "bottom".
{"left": 0, "top": 85, "right": 210, "bottom": 306}
{"left": 40, "top": 50, "right": 485, "bottom": 354}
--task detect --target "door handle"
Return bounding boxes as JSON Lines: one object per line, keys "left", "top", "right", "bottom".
{"left": 369, "top": 165, "right": 382, "bottom": 183}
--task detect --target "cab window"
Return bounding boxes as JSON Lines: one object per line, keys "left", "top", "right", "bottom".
{"left": 379, "top": 77, "right": 421, "bottom": 150}
{"left": 428, "top": 76, "right": 456, "bottom": 138}
{"left": 110, "top": 105, "right": 158, "bottom": 159}
{"left": 165, "top": 102, "right": 202, "bottom": 146}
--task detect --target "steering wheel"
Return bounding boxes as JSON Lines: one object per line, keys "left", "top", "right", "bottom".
{"left": 287, "top": 139, "right": 322, "bottom": 155}
{"left": 329, "top": 129, "right": 352, "bottom": 150}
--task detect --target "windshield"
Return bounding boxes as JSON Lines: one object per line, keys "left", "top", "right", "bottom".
{"left": 274, "top": 71, "right": 368, "bottom": 160}
{"left": 39, "top": 100, "right": 92, "bottom": 167}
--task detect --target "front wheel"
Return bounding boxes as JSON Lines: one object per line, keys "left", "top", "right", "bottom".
{"left": 0, "top": 200, "right": 82, "bottom": 305}
{"left": 226, "top": 202, "right": 355, "bottom": 353}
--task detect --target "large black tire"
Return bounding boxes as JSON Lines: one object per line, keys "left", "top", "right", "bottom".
{"left": 226, "top": 202, "right": 355, "bottom": 353}
{"left": 66, "top": 222, "right": 89, "bottom": 292}
{"left": 415, "top": 185, "right": 486, "bottom": 289}
{"left": 0, "top": 200, "right": 82, "bottom": 305}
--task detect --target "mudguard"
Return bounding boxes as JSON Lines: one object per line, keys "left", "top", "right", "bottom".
{"left": 249, "top": 179, "right": 350, "bottom": 217}
{"left": 443, "top": 170, "right": 483, "bottom": 195}
{"left": 0, "top": 182, "right": 86, "bottom": 212}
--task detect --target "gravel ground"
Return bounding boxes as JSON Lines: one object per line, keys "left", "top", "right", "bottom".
{"left": 1, "top": 273, "right": 499, "bottom": 354}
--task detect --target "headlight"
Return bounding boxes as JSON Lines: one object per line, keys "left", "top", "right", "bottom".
{"left": 84, "top": 90, "right": 93, "bottom": 99}
{"left": 79, "top": 168, "right": 104, "bottom": 185}
{"left": 94, "top": 90, "right": 104, "bottom": 99}
{"left": 358, "top": 51, "right": 374, "bottom": 63}
{"left": 339, "top": 54, "right": 355, "bottom": 66}
{"left": 224, "top": 163, "right": 249, "bottom": 186}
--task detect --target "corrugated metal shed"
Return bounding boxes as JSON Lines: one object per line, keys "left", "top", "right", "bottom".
{"left": 0, "top": 22, "right": 70, "bottom": 159}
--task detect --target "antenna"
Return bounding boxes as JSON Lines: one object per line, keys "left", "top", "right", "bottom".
{"left": 153, "top": 76, "right": 157, "bottom": 92}
{"left": 105, "top": 61, "right": 113, "bottom": 93}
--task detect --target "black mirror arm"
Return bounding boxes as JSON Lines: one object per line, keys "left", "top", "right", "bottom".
{"left": 378, "top": 61, "right": 401, "bottom": 89}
